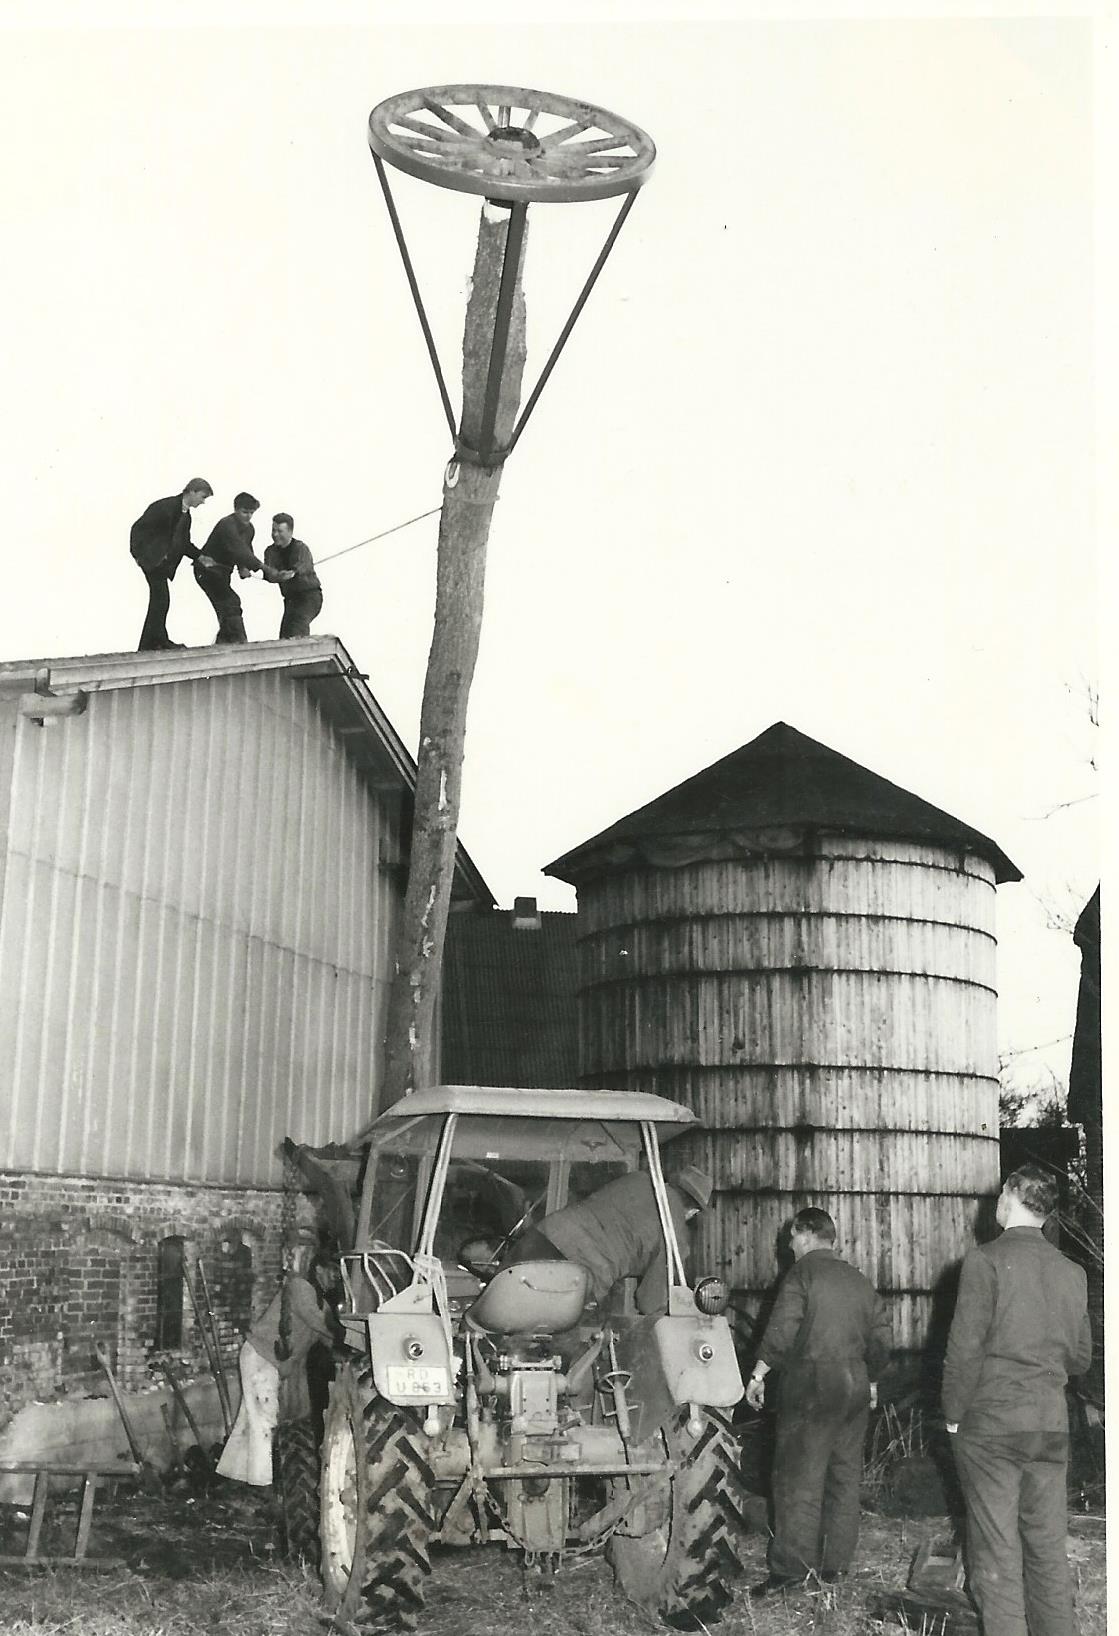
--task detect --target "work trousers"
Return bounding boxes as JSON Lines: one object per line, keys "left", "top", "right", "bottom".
{"left": 137, "top": 563, "right": 173, "bottom": 650}
{"left": 279, "top": 589, "right": 323, "bottom": 640}
{"left": 195, "top": 567, "right": 247, "bottom": 644}
{"left": 769, "top": 1359, "right": 869, "bottom": 1581}
{"left": 952, "top": 1430, "right": 1076, "bottom": 1636}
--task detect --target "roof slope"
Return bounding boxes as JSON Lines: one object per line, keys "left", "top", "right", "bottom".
{"left": 442, "top": 907, "right": 579, "bottom": 1088}
{"left": 0, "top": 636, "right": 494, "bottom": 905}
{"left": 545, "top": 721, "right": 1020, "bottom": 885}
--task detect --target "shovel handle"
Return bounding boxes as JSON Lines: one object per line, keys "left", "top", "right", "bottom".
{"left": 93, "top": 1341, "right": 161, "bottom": 1492}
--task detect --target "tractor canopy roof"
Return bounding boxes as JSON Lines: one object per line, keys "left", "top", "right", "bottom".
{"left": 354, "top": 1085, "right": 698, "bottom": 1164}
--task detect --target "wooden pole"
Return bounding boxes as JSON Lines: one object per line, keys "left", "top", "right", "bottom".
{"left": 380, "top": 201, "right": 529, "bottom": 1110}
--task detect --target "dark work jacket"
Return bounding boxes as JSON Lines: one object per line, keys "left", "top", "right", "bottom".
{"left": 264, "top": 538, "right": 321, "bottom": 597}
{"left": 537, "top": 1172, "right": 692, "bottom": 1315}
{"left": 757, "top": 1249, "right": 892, "bottom": 1389}
{"left": 129, "top": 494, "right": 200, "bottom": 577}
{"left": 201, "top": 513, "right": 266, "bottom": 581}
{"left": 942, "top": 1226, "right": 1091, "bottom": 1435}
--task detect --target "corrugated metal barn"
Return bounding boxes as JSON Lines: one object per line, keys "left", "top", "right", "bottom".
{"left": 546, "top": 721, "right": 1022, "bottom": 1354}
{"left": 0, "top": 638, "right": 491, "bottom": 1426}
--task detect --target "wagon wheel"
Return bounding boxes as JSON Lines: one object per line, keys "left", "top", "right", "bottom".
{"left": 368, "top": 84, "right": 656, "bottom": 202}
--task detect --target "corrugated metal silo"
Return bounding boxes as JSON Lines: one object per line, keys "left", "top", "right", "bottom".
{"left": 545, "top": 723, "right": 1022, "bottom": 1353}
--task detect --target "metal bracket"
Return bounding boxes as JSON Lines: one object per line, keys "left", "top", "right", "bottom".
{"left": 18, "top": 668, "right": 88, "bottom": 726}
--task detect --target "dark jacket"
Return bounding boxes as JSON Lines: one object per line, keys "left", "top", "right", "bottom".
{"left": 200, "top": 512, "right": 266, "bottom": 580}
{"left": 942, "top": 1226, "right": 1091, "bottom": 1434}
{"left": 264, "top": 538, "right": 321, "bottom": 598}
{"left": 129, "top": 494, "right": 201, "bottom": 577}
{"left": 757, "top": 1248, "right": 892, "bottom": 1383}
{"left": 537, "top": 1172, "right": 692, "bottom": 1315}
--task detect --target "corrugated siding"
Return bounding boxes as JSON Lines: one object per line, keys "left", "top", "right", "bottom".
{"left": 0, "top": 672, "right": 402, "bottom": 1184}
{"left": 576, "top": 842, "right": 1002, "bottom": 1351}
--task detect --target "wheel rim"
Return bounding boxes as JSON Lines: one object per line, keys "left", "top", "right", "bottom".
{"left": 369, "top": 84, "right": 656, "bottom": 202}
{"left": 321, "top": 1411, "right": 358, "bottom": 1592}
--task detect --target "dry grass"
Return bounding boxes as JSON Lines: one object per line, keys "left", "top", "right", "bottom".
{"left": 0, "top": 1486, "right": 1106, "bottom": 1635}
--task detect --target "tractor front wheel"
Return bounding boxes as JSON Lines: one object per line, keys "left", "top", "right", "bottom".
{"left": 319, "top": 1359, "right": 437, "bottom": 1631}
{"left": 606, "top": 1408, "right": 748, "bottom": 1629}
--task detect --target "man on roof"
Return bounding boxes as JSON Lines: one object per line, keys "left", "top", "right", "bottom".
{"left": 194, "top": 491, "right": 285, "bottom": 644}
{"left": 501, "top": 1163, "right": 713, "bottom": 1315}
{"left": 129, "top": 477, "right": 214, "bottom": 651}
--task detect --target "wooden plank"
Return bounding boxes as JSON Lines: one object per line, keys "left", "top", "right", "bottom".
{"left": 74, "top": 1474, "right": 97, "bottom": 1560}
{"left": 0, "top": 1555, "right": 127, "bottom": 1571}
{"left": 26, "top": 1471, "right": 49, "bottom": 1558}
{"left": 0, "top": 1461, "right": 137, "bottom": 1477}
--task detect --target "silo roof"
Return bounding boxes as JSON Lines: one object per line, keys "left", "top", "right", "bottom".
{"left": 545, "top": 721, "right": 1021, "bottom": 885}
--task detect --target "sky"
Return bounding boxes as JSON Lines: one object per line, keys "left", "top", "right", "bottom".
{"left": 0, "top": 5, "right": 1108, "bottom": 1099}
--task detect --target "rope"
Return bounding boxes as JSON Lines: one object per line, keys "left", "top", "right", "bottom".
{"left": 315, "top": 505, "right": 441, "bottom": 566}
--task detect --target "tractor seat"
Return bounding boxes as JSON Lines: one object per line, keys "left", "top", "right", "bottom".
{"left": 466, "top": 1260, "right": 590, "bottom": 1336}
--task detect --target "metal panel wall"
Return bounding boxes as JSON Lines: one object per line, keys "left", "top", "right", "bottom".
{"left": 576, "top": 837, "right": 1002, "bottom": 1353}
{"left": 0, "top": 671, "right": 403, "bottom": 1185}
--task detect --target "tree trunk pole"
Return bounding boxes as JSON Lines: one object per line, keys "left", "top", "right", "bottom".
{"left": 380, "top": 202, "right": 529, "bottom": 1110}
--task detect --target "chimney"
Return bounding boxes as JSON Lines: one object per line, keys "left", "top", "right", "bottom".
{"left": 511, "top": 896, "right": 542, "bottom": 930}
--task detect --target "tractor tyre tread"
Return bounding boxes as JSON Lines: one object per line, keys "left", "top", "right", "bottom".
{"left": 275, "top": 1416, "right": 321, "bottom": 1565}
{"left": 320, "top": 1359, "right": 436, "bottom": 1633}
{"left": 607, "top": 1408, "right": 747, "bottom": 1630}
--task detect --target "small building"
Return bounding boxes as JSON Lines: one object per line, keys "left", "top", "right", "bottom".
{"left": 545, "top": 721, "right": 1022, "bottom": 1355}
{"left": 0, "top": 638, "right": 491, "bottom": 1444}
{"left": 442, "top": 897, "right": 578, "bottom": 1088}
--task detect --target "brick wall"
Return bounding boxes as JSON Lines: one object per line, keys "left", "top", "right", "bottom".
{"left": 0, "top": 1171, "right": 314, "bottom": 1427}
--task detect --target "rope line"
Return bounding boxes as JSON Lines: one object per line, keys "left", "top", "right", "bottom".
{"left": 315, "top": 505, "right": 441, "bottom": 566}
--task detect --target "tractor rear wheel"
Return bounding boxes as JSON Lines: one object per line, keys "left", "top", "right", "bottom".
{"left": 319, "top": 1359, "right": 437, "bottom": 1631}
{"left": 606, "top": 1408, "right": 748, "bottom": 1629}
{"left": 275, "top": 1417, "right": 321, "bottom": 1564}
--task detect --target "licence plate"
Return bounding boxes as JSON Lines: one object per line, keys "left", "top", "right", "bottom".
{"left": 385, "top": 1364, "right": 450, "bottom": 1398}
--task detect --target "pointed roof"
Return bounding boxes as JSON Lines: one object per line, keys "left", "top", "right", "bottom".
{"left": 544, "top": 721, "right": 1021, "bottom": 886}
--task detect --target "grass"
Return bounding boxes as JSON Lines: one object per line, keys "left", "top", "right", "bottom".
{"left": 0, "top": 1481, "right": 1106, "bottom": 1636}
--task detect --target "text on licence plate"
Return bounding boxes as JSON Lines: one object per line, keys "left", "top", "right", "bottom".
{"left": 385, "top": 1365, "right": 450, "bottom": 1397}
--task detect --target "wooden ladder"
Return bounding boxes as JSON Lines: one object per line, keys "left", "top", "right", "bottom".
{"left": 0, "top": 1460, "right": 139, "bottom": 1568}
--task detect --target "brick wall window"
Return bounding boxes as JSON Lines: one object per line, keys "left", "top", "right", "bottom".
{"left": 155, "top": 1236, "right": 185, "bottom": 1350}
{"left": 214, "top": 1236, "right": 255, "bottom": 1337}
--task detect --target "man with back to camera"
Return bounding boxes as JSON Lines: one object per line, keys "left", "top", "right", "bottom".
{"left": 194, "top": 491, "right": 282, "bottom": 645}
{"left": 943, "top": 1163, "right": 1091, "bottom": 1636}
{"left": 745, "top": 1206, "right": 892, "bottom": 1596}
{"left": 129, "top": 477, "right": 214, "bottom": 650}
{"left": 501, "top": 1163, "right": 713, "bottom": 1316}
{"left": 263, "top": 513, "right": 323, "bottom": 639}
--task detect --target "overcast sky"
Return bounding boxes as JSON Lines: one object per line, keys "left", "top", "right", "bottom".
{"left": 0, "top": 5, "right": 1107, "bottom": 1097}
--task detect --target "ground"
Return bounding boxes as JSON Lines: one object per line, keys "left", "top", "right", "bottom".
{"left": 0, "top": 1479, "right": 1106, "bottom": 1636}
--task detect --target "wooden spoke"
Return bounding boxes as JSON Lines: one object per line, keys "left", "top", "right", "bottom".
{"left": 539, "top": 121, "right": 591, "bottom": 149}
{"left": 554, "top": 134, "right": 636, "bottom": 156}
{"left": 421, "top": 98, "right": 480, "bottom": 138}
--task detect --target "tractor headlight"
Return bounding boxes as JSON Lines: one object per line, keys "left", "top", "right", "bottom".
{"left": 694, "top": 1276, "right": 729, "bottom": 1316}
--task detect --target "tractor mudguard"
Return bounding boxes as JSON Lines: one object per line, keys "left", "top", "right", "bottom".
{"left": 365, "top": 1311, "right": 456, "bottom": 1406}
{"left": 615, "top": 1312, "right": 743, "bottom": 1447}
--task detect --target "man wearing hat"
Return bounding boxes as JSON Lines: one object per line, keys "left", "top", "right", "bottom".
{"left": 502, "top": 1163, "right": 713, "bottom": 1315}
{"left": 744, "top": 1206, "right": 892, "bottom": 1597}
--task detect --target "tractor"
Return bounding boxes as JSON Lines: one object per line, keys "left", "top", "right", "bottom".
{"left": 287, "top": 1085, "right": 748, "bottom": 1630}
